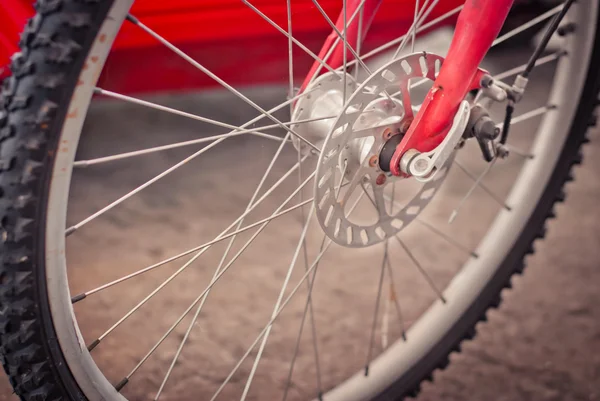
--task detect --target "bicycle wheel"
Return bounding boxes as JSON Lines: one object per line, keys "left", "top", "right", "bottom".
{"left": 0, "top": 1, "right": 598, "bottom": 400}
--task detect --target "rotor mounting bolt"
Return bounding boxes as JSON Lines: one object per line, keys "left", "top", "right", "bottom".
{"left": 383, "top": 128, "right": 393, "bottom": 140}
{"left": 368, "top": 155, "right": 379, "bottom": 167}
{"left": 376, "top": 174, "right": 386, "bottom": 185}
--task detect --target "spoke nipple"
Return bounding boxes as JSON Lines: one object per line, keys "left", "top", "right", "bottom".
{"left": 115, "top": 377, "right": 129, "bottom": 392}
{"left": 557, "top": 22, "right": 576, "bottom": 36}
{"left": 376, "top": 174, "right": 386, "bottom": 186}
{"left": 87, "top": 338, "right": 100, "bottom": 352}
{"left": 364, "top": 365, "right": 370, "bottom": 376}
{"left": 71, "top": 293, "right": 86, "bottom": 304}
{"left": 65, "top": 226, "right": 77, "bottom": 237}
{"left": 126, "top": 14, "right": 140, "bottom": 25}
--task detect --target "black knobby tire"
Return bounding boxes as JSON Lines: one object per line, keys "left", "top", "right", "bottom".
{"left": 0, "top": 1, "right": 115, "bottom": 400}
{"left": 0, "top": 1, "right": 597, "bottom": 401}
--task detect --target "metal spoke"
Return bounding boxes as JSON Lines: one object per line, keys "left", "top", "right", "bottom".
{"left": 504, "top": 144, "right": 534, "bottom": 159}
{"left": 86, "top": 170, "right": 316, "bottom": 350}
{"left": 93, "top": 87, "right": 285, "bottom": 139}
{"left": 240, "top": 1, "right": 354, "bottom": 86}
{"left": 498, "top": 105, "right": 554, "bottom": 128}
{"left": 341, "top": 164, "right": 368, "bottom": 205}
{"left": 453, "top": 160, "right": 510, "bottom": 211}
{"left": 75, "top": 130, "right": 278, "bottom": 168}
{"left": 115, "top": 190, "right": 355, "bottom": 394}
{"left": 307, "top": 0, "right": 368, "bottom": 86}
{"left": 74, "top": 156, "right": 307, "bottom": 300}
{"left": 343, "top": 0, "right": 348, "bottom": 103}
{"left": 381, "top": 284, "right": 391, "bottom": 348}
{"left": 384, "top": 253, "right": 407, "bottom": 341}
{"left": 310, "top": 0, "right": 395, "bottom": 103}
{"left": 281, "top": 5, "right": 324, "bottom": 396}
{"left": 72, "top": 172, "right": 316, "bottom": 303}
{"left": 372, "top": 4, "right": 463, "bottom": 65}
{"left": 211, "top": 240, "right": 332, "bottom": 401}
{"left": 73, "top": 196, "right": 312, "bottom": 303}
{"left": 74, "top": 114, "right": 333, "bottom": 167}
{"left": 346, "top": 2, "right": 563, "bottom": 71}
{"left": 287, "top": 0, "right": 294, "bottom": 106}
{"left": 411, "top": 0, "right": 419, "bottom": 53}
{"left": 492, "top": 3, "right": 565, "bottom": 47}
{"left": 360, "top": 181, "right": 386, "bottom": 216}
{"left": 390, "top": 181, "right": 397, "bottom": 214}
{"left": 449, "top": 158, "right": 498, "bottom": 224}
{"left": 393, "top": 0, "right": 434, "bottom": 61}
{"left": 240, "top": 204, "right": 317, "bottom": 401}
{"left": 364, "top": 243, "right": 388, "bottom": 375}
{"left": 354, "top": 1, "right": 364, "bottom": 83}
{"left": 153, "top": 269, "right": 215, "bottom": 399}
{"left": 127, "top": 14, "right": 320, "bottom": 152}
{"left": 448, "top": 103, "right": 556, "bottom": 225}
{"left": 117, "top": 159, "right": 314, "bottom": 390}
{"left": 393, "top": 235, "right": 446, "bottom": 303}
{"left": 392, "top": 0, "right": 438, "bottom": 60}
{"left": 281, "top": 150, "right": 349, "bottom": 401}
{"left": 116, "top": 239, "right": 325, "bottom": 392}
{"left": 209, "top": 191, "right": 365, "bottom": 401}
{"left": 341, "top": 4, "right": 462, "bottom": 70}
{"left": 66, "top": 138, "right": 224, "bottom": 236}
{"left": 67, "top": 87, "right": 320, "bottom": 234}
{"left": 494, "top": 51, "right": 564, "bottom": 82}
{"left": 414, "top": 218, "right": 479, "bottom": 258}
{"left": 154, "top": 125, "right": 298, "bottom": 398}
{"left": 379, "top": 191, "right": 478, "bottom": 258}
{"left": 281, "top": 234, "right": 326, "bottom": 401}
{"left": 115, "top": 198, "right": 316, "bottom": 391}
{"left": 291, "top": 135, "right": 323, "bottom": 399}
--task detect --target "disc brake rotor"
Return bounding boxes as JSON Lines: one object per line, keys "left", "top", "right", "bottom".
{"left": 312, "top": 52, "right": 453, "bottom": 248}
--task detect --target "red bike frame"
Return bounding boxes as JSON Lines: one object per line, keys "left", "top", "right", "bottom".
{"left": 305, "top": 0, "right": 515, "bottom": 175}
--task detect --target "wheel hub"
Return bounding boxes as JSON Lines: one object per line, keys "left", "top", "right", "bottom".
{"left": 298, "top": 52, "right": 453, "bottom": 248}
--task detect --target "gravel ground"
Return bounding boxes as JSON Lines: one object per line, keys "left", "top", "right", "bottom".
{"left": 0, "top": 47, "right": 598, "bottom": 401}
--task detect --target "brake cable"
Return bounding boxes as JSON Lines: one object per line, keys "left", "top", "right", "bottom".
{"left": 499, "top": 0, "right": 576, "bottom": 148}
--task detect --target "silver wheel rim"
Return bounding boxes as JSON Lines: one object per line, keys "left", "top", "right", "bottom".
{"left": 42, "top": 1, "right": 598, "bottom": 400}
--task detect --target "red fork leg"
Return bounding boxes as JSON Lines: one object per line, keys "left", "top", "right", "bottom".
{"left": 389, "top": 0, "right": 514, "bottom": 176}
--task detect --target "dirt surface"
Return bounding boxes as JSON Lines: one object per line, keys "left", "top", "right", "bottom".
{"left": 1, "top": 49, "right": 599, "bottom": 401}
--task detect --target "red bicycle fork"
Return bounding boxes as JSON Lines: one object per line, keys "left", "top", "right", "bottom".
{"left": 304, "top": 0, "right": 515, "bottom": 175}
